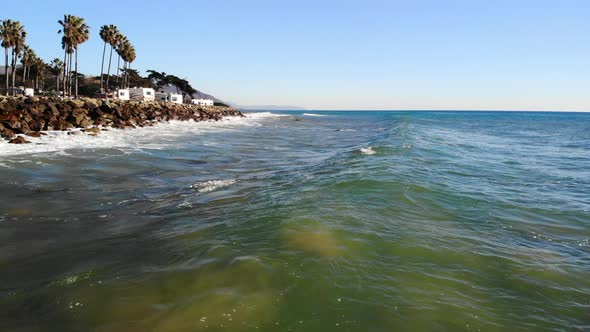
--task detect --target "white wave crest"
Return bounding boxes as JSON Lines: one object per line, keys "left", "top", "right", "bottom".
{"left": 245, "top": 112, "right": 291, "bottom": 118}
{"left": 303, "top": 113, "right": 326, "bottom": 117}
{"left": 0, "top": 113, "right": 282, "bottom": 157}
{"left": 191, "top": 179, "right": 237, "bottom": 193}
{"left": 360, "top": 147, "right": 376, "bottom": 155}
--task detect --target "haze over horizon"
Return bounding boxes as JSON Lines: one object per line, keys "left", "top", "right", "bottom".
{"left": 4, "top": 0, "right": 589, "bottom": 111}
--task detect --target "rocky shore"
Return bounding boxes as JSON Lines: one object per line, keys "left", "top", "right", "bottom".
{"left": 0, "top": 96, "right": 243, "bottom": 143}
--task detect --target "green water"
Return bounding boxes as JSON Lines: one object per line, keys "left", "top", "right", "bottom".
{"left": 0, "top": 111, "right": 589, "bottom": 331}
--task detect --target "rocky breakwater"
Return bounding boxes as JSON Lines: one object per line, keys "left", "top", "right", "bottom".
{"left": 0, "top": 96, "right": 243, "bottom": 143}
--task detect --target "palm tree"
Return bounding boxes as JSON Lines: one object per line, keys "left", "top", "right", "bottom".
{"left": 105, "top": 27, "right": 120, "bottom": 91}
{"left": 118, "top": 39, "right": 135, "bottom": 88}
{"left": 99, "top": 25, "right": 118, "bottom": 92}
{"left": 12, "top": 29, "right": 27, "bottom": 96}
{"left": 58, "top": 15, "right": 73, "bottom": 97}
{"left": 0, "top": 20, "right": 26, "bottom": 96}
{"left": 32, "top": 57, "right": 46, "bottom": 91}
{"left": 21, "top": 45, "right": 35, "bottom": 85}
{"left": 49, "top": 58, "right": 63, "bottom": 92}
{"left": 9, "top": 22, "right": 26, "bottom": 95}
{"left": 125, "top": 44, "right": 136, "bottom": 88}
{"left": 115, "top": 34, "right": 127, "bottom": 87}
{"left": 0, "top": 19, "right": 15, "bottom": 95}
{"left": 69, "top": 16, "right": 89, "bottom": 98}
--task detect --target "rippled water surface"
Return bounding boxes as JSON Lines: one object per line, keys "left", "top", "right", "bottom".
{"left": 1, "top": 111, "right": 589, "bottom": 331}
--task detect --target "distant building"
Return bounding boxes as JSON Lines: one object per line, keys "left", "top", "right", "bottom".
{"left": 190, "top": 98, "right": 214, "bottom": 106}
{"left": 129, "top": 87, "right": 155, "bottom": 101}
{"left": 116, "top": 89, "right": 130, "bottom": 100}
{"left": 156, "top": 92, "right": 183, "bottom": 104}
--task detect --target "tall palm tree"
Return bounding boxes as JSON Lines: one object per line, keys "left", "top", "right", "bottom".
{"left": 118, "top": 39, "right": 134, "bottom": 88}
{"left": 0, "top": 19, "right": 15, "bottom": 95}
{"left": 58, "top": 14, "right": 73, "bottom": 97}
{"left": 49, "top": 58, "right": 63, "bottom": 92}
{"left": 105, "top": 27, "right": 120, "bottom": 91}
{"left": 115, "top": 34, "right": 127, "bottom": 87}
{"left": 32, "top": 57, "right": 46, "bottom": 91}
{"left": 99, "top": 25, "right": 118, "bottom": 92}
{"left": 9, "top": 22, "right": 26, "bottom": 95}
{"left": 21, "top": 45, "right": 34, "bottom": 84}
{"left": 69, "top": 16, "right": 89, "bottom": 98}
{"left": 124, "top": 44, "right": 136, "bottom": 88}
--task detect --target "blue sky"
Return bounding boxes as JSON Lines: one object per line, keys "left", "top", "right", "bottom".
{"left": 3, "top": 0, "right": 589, "bottom": 110}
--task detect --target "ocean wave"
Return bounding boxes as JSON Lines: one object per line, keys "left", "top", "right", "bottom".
{"left": 303, "top": 113, "right": 327, "bottom": 117}
{"left": 245, "top": 112, "right": 291, "bottom": 118}
{"left": 360, "top": 147, "right": 376, "bottom": 155}
{"left": 191, "top": 179, "right": 237, "bottom": 193}
{"left": 0, "top": 115, "right": 272, "bottom": 158}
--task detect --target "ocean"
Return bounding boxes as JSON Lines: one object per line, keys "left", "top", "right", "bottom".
{"left": 0, "top": 111, "right": 589, "bottom": 331}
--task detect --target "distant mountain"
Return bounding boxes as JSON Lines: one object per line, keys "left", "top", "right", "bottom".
{"left": 233, "top": 104, "right": 307, "bottom": 111}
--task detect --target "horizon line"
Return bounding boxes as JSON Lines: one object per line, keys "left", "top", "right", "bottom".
{"left": 241, "top": 109, "right": 590, "bottom": 113}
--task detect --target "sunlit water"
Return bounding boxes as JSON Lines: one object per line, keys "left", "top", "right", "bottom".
{"left": 0, "top": 111, "right": 589, "bottom": 331}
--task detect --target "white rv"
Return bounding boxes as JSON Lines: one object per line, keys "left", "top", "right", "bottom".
{"left": 24, "top": 88, "right": 34, "bottom": 97}
{"left": 129, "top": 87, "right": 155, "bottom": 101}
{"left": 156, "top": 92, "right": 183, "bottom": 104}
{"left": 190, "top": 98, "right": 214, "bottom": 106}
{"left": 116, "top": 89, "right": 129, "bottom": 100}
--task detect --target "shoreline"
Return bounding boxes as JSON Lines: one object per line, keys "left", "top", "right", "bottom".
{"left": 0, "top": 96, "right": 243, "bottom": 144}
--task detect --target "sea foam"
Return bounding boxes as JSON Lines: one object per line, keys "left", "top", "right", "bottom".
{"left": 191, "top": 179, "right": 237, "bottom": 193}
{"left": 0, "top": 112, "right": 282, "bottom": 157}
{"left": 360, "top": 147, "right": 376, "bottom": 155}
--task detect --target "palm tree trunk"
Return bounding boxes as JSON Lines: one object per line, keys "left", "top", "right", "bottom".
{"left": 4, "top": 48, "right": 8, "bottom": 96}
{"left": 106, "top": 45, "right": 113, "bottom": 91}
{"left": 56, "top": 70, "right": 60, "bottom": 92}
{"left": 68, "top": 52, "right": 73, "bottom": 97}
{"left": 62, "top": 50, "right": 67, "bottom": 97}
{"left": 100, "top": 41, "right": 106, "bottom": 92}
{"left": 11, "top": 48, "right": 16, "bottom": 96}
{"left": 116, "top": 55, "right": 120, "bottom": 86}
{"left": 127, "top": 62, "right": 131, "bottom": 88}
{"left": 75, "top": 48, "right": 79, "bottom": 98}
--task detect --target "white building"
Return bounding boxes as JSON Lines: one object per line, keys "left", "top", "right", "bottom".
{"left": 116, "top": 89, "right": 129, "bottom": 100}
{"left": 129, "top": 87, "right": 155, "bottom": 101}
{"left": 156, "top": 92, "right": 183, "bottom": 104}
{"left": 190, "top": 98, "right": 214, "bottom": 106}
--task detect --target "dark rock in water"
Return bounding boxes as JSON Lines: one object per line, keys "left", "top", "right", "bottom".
{"left": 26, "top": 131, "right": 42, "bottom": 138}
{"left": 28, "top": 119, "right": 45, "bottom": 132}
{"left": 9, "top": 136, "right": 31, "bottom": 144}
{"left": 0, "top": 123, "right": 16, "bottom": 139}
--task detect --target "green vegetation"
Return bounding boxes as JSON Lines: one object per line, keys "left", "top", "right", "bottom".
{"left": 0, "top": 16, "right": 205, "bottom": 101}
{"left": 0, "top": 19, "right": 26, "bottom": 96}
{"left": 57, "top": 15, "right": 90, "bottom": 98}
{"left": 147, "top": 70, "right": 197, "bottom": 96}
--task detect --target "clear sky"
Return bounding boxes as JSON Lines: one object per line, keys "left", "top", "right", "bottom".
{"left": 3, "top": 0, "right": 589, "bottom": 110}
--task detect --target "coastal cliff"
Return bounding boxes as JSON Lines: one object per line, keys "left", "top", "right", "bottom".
{"left": 0, "top": 96, "right": 243, "bottom": 143}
